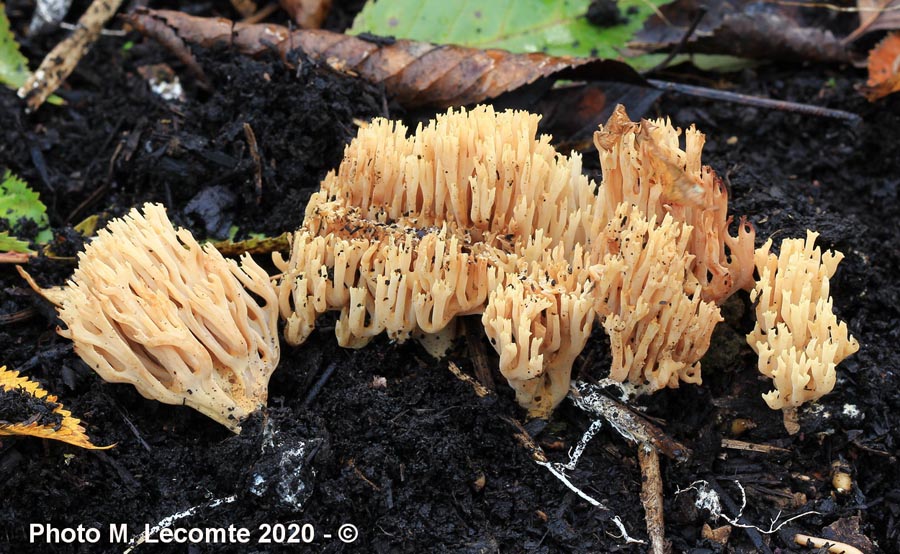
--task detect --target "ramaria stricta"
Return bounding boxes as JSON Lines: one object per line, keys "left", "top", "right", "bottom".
{"left": 20, "top": 203, "right": 280, "bottom": 432}
{"left": 276, "top": 105, "right": 761, "bottom": 416}
{"left": 19, "top": 106, "right": 858, "bottom": 427}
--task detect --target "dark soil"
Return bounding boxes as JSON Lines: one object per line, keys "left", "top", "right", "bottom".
{"left": 1, "top": 2, "right": 898, "bottom": 554}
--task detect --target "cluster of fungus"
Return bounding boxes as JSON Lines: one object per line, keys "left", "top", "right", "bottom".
{"left": 747, "top": 231, "right": 859, "bottom": 410}
{"left": 276, "top": 104, "right": 759, "bottom": 416}
{"left": 20, "top": 204, "right": 280, "bottom": 432}
{"left": 18, "top": 104, "right": 859, "bottom": 432}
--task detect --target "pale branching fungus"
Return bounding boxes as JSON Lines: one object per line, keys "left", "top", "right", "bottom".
{"left": 278, "top": 105, "right": 742, "bottom": 417}
{"left": 593, "top": 106, "right": 756, "bottom": 303}
{"left": 19, "top": 203, "right": 280, "bottom": 432}
{"left": 747, "top": 231, "right": 859, "bottom": 409}
{"left": 590, "top": 204, "right": 722, "bottom": 391}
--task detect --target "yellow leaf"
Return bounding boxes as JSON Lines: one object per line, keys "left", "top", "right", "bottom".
{"left": 0, "top": 366, "right": 113, "bottom": 450}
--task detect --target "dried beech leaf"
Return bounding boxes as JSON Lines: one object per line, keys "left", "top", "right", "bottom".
{"left": 535, "top": 82, "right": 661, "bottom": 150}
{"left": 230, "top": 0, "right": 257, "bottom": 19}
{"left": 860, "top": 31, "right": 900, "bottom": 100}
{"left": 279, "top": 0, "right": 331, "bottom": 29}
{"left": 630, "top": 0, "right": 848, "bottom": 63}
{"left": 123, "top": 8, "right": 646, "bottom": 108}
{"left": 847, "top": 0, "right": 900, "bottom": 43}
{"left": 0, "top": 366, "right": 112, "bottom": 450}
{"left": 350, "top": 0, "right": 668, "bottom": 61}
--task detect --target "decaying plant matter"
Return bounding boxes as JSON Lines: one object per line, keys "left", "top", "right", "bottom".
{"left": 747, "top": 231, "right": 859, "bottom": 410}
{"left": 19, "top": 204, "right": 280, "bottom": 432}
{"left": 278, "top": 105, "right": 751, "bottom": 416}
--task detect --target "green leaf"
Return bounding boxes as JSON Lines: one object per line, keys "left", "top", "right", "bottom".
{"left": 351, "top": 0, "right": 668, "bottom": 62}
{"left": 0, "top": 3, "right": 62, "bottom": 104}
{"left": 0, "top": 170, "right": 52, "bottom": 244}
{"left": 637, "top": 53, "right": 759, "bottom": 73}
{"left": 0, "top": 230, "right": 33, "bottom": 253}
{"left": 0, "top": 2, "right": 30, "bottom": 90}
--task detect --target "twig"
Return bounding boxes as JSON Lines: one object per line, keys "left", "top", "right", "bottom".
{"left": 243, "top": 123, "right": 264, "bottom": 205}
{"left": 769, "top": 0, "right": 897, "bottom": 13}
{"left": 0, "top": 252, "right": 33, "bottom": 264}
{"left": 301, "top": 361, "right": 338, "bottom": 408}
{"left": 347, "top": 459, "right": 382, "bottom": 491}
{"left": 0, "top": 308, "right": 36, "bottom": 326}
{"left": 794, "top": 533, "right": 865, "bottom": 554}
{"left": 19, "top": 0, "right": 126, "bottom": 111}
{"left": 721, "top": 439, "right": 791, "bottom": 454}
{"left": 570, "top": 381, "right": 690, "bottom": 462}
{"left": 638, "top": 444, "right": 669, "bottom": 554}
{"left": 463, "top": 316, "right": 495, "bottom": 393}
{"left": 647, "top": 79, "right": 862, "bottom": 124}
{"left": 447, "top": 361, "right": 491, "bottom": 398}
{"left": 643, "top": 8, "right": 707, "bottom": 75}
{"left": 111, "top": 401, "right": 152, "bottom": 453}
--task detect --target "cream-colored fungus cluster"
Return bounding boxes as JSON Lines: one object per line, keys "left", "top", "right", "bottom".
{"left": 20, "top": 105, "right": 857, "bottom": 428}
{"left": 747, "top": 231, "right": 859, "bottom": 409}
{"left": 277, "top": 105, "right": 746, "bottom": 415}
{"left": 20, "top": 203, "right": 280, "bottom": 432}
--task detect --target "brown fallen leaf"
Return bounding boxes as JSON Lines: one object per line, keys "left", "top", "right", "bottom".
{"left": 535, "top": 82, "right": 661, "bottom": 151}
{"left": 18, "top": 0, "right": 124, "bottom": 111}
{"left": 0, "top": 366, "right": 112, "bottom": 450}
{"left": 630, "top": 0, "right": 849, "bottom": 64}
{"left": 230, "top": 0, "right": 258, "bottom": 18}
{"left": 860, "top": 31, "right": 900, "bottom": 100}
{"left": 279, "top": 0, "right": 331, "bottom": 29}
{"left": 846, "top": 0, "right": 900, "bottom": 43}
{"left": 122, "top": 8, "right": 646, "bottom": 109}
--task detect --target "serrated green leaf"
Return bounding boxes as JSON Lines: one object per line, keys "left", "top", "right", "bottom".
{"left": 351, "top": 0, "right": 668, "bottom": 64}
{"left": 0, "top": 3, "right": 62, "bottom": 104}
{"left": 0, "top": 230, "right": 33, "bottom": 253}
{"left": 0, "top": 2, "right": 30, "bottom": 90}
{"left": 0, "top": 170, "right": 52, "bottom": 244}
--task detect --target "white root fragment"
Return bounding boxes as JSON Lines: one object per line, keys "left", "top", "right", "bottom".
{"left": 507, "top": 417, "right": 645, "bottom": 546}
{"left": 675, "top": 480, "right": 820, "bottom": 534}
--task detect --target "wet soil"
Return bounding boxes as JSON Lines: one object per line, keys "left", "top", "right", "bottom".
{"left": 0, "top": 2, "right": 898, "bottom": 553}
